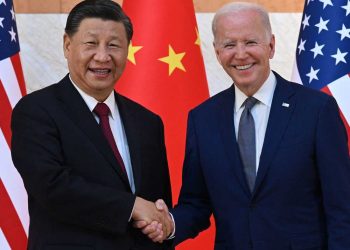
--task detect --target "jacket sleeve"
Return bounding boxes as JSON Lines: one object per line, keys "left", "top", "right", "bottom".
{"left": 172, "top": 111, "right": 212, "bottom": 245}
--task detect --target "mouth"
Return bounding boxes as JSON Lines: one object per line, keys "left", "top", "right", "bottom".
{"left": 234, "top": 64, "right": 253, "bottom": 70}
{"left": 88, "top": 68, "right": 111, "bottom": 76}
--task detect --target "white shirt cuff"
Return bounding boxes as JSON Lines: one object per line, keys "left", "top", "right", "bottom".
{"left": 167, "top": 212, "right": 176, "bottom": 239}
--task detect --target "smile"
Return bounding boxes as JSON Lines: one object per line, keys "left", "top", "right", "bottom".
{"left": 235, "top": 64, "right": 253, "bottom": 70}
{"left": 89, "top": 68, "right": 111, "bottom": 75}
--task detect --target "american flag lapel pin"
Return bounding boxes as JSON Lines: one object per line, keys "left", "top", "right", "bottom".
{"left": 282, "top": 102, "right": 290, "bottom": 108}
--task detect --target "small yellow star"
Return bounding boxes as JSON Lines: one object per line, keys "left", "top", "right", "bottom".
{"left": 127, "top": 41, "right": 143, "bottom": 65}
{"left": 195, "top": 28, "right": 201, "bottom": 46}
{"left": 158, "top": 45, "right": 186, "bottom": 76}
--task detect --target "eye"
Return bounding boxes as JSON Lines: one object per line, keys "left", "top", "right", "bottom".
{"left": 224, "top": 43, "right": 236, "bottom": 49}
{"left": 246, "top": 40, "right": 257, "bottom": 46}
{"left": 109, "top": 43, "right": 120, "bottom": 48}
{"left": 84, "top": 41, "right": 96, "bottom": 46}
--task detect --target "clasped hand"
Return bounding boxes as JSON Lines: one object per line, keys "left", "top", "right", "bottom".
{"left": 132, "top": 197, "right": 173, "bottom": 243}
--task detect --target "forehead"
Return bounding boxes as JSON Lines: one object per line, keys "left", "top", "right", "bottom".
{"left": 76, "top": 18, "right": 125, "bottom": 36}
{"left": 215, "top": 10, "right": 267, "bottom": 39}
{"left": 217, "top": 9, "right": 262, "bottom": 28}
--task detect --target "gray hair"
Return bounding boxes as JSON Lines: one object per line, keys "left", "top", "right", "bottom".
{"left": 212, "top": 2, "right": 272, "bottom": 40}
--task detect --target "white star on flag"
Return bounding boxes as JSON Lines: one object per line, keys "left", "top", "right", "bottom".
{"left": 298, "top": 39, "right": 306, "bottom": 54}
{"left": 0, "top": 17, "right": 4, "bottom": 28}
{"left": 336, "top": 24, "right": 350, "bottom": 41}
{"left": 0, "top": 0, "right": 6, "bottom": 6}
{"left": 306, "top": 66, "right": 320, "bottom": 83}
{"left": 8, "top": 26, "right": 16, "bottom": 42}
{"left": 342, "top": 0, "right": 350, "bottom": 16}
{"left": 302, "top": 14, "right": 311, "bottom": 30}
{"left": 331, "top": 49, "right": 348, "bottom": 65}
{"left": 319, "top": 0, "right": 333, "bottom": 9}
{"left": 310, "top": 42, "right": 324, "bottom": 58}
{"left": 315, "top": 17, "right": 329, "bottom": 34}
{"left": 10, "top": 7, "right": 15, "bottom": 20}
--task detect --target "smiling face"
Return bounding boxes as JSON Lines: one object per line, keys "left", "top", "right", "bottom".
{"left": 63, "top": 18, "right": 128, "bottom": 102}
{"left": 213, "top": 9, "right": 275, "bottom": 96}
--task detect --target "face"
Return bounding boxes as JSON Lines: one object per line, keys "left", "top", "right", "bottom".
{"left": 214, "top": 10, "right": 275, "bottom": 96}
{"left": 64, "top": 18, "right": 129, "bottom": 101}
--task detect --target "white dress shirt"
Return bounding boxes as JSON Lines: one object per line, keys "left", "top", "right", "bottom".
{"left": 70, "top": 75, "right": 135, "bottom": 193}
{"left": 234, "top": 71, "right": 277, "bottom": 171}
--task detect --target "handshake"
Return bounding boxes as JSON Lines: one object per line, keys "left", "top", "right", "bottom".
{"left": 132, "top": 197, "right": 174, "bottom": 243}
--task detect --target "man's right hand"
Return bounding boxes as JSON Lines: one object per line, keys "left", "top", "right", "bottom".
{"left": 133, "top": 198, "right": 174, "bottom": 243}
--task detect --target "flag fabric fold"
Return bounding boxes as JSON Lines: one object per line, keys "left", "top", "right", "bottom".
{"left": 292, "top": 0, "right": 350, "bottom": 151}
{"left": 118, "top": 1, "right": 212, "bottom": 249}
{"left": 0, "top": 0, "right": 28, "bottom": 249}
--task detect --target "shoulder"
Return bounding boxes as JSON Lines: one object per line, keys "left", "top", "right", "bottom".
{"left": 13, "top": 81, "right": 61, "bottom": 114}
{"left": 190, "top": 85, "right": 234, "bottom": 115}
{"left": 274, "top": 71, "right": 333, "bottom": 108}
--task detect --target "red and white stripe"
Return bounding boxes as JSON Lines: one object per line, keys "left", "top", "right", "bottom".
{"left": 0, "top": 54, "right": 28, "bottom": 249}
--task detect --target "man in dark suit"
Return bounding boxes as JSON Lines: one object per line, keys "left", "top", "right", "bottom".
{"left": 11, "top": 0, "right": 172, "bottom": 249}
{"left": 137, "top": 2, "right": 350, "bottom": 249}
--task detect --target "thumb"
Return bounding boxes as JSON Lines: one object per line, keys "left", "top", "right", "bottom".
{"left": 155, "top": 199, "right": 168, "bottom": 212}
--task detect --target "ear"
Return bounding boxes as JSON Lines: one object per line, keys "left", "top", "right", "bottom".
{"left": 269, "top": 34, "right": 276, "bottom": 59}
{"left": 63, "top": 33, "right": 71, "bottom": 59}
{"left": 213, "top": 41, "right": 223, "bottom": 65}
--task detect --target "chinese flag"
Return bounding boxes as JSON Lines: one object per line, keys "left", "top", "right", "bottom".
{"left": 117, "top": 0, "right": 213, "bottom": 249}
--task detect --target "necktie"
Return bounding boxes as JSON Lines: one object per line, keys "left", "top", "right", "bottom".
{"left": 238, "top": 97, "right": 258, "bottom": 192}
{"left": 93, "top": 103, "right": 126, "bottom": 173}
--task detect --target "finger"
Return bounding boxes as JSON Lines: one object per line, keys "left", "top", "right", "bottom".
{"left": 133, "top": 220, "right": 148, "bottom": 228}
{"left": 148, "top": 228, "right": 164, "bottom": 241}
{"left": 141, "top": 221, "right": 158, "bottom": 234}
{"left": 155, "top": 199, "right": 166, "bottom": 210}
{"left": 152, "top": 233, "right": 165, "bottom": 243}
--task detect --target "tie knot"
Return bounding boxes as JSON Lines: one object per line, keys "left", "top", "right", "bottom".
{"left": 243, "top": 97, "right": 258, "bottom": 110}
{"left": 93, "top": 103, "right": 110, "bottom": 117}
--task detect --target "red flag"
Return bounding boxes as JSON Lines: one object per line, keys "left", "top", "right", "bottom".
{"left": 118, "top": 1, "right": 212, "bottom": 249}
{"left": 0, "top": 0, "right": 28, "bottom": 249}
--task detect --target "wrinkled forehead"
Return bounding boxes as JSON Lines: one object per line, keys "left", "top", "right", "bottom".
{"left": 213, "top": 10, "right": 272, "bottom": 42}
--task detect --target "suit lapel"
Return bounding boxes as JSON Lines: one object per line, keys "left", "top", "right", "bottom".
{"left": 217, "top": 86, "right": 252, "bottom": 196}
{"left": 56, "top": 75, "right": 131, "bottom": 188}
{"left": 254, "top": 73, "right": 296, "bottom": 194}
{"left": 115, "top": 93, "right": 142, "bottom": 193}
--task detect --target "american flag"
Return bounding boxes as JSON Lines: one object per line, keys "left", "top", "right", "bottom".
{"left": 0, "top": 0, "right": 28, "bottom": 249}
{"left": 292, "top": 0, "right": 350, "bottom": 150}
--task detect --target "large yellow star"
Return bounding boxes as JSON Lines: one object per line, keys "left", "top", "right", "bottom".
{"left": 127, "top": 41, "right": 143, "bottom": 65}
{"left": 195, "top": 28, "right": 201, "bottom": 46}
{"left": 158, "top": 45, "right": 186, "bottom": 76}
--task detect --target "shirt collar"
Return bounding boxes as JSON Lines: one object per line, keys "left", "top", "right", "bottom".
{"left": 234, "top": 71, "right": 277, "bottom": 113}
{"left": 69, "top": 74, "right": 116, "bottom": 119}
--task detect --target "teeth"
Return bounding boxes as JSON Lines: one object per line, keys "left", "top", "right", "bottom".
{"left": 91, "top": 69, "right": 110, "bottom": 74}
{"left": 235, "top": 64, "right": 253, "bottom": 70}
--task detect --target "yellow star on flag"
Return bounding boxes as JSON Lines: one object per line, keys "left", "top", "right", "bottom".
{"left": 158, "top": 45, "right": 186, "bottom": 76}
{"left": 195, "top": 28, "right": 201, "bottom": 46}
{"left": 127, "top": 41, "right": 143, "bottom": 65}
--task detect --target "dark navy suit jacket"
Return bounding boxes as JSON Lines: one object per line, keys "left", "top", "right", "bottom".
{"left": 172, "top": 72, "right": 350, "bottom": 250}
{"left": 11, "top": 74, "right": 172, "bottom": 250}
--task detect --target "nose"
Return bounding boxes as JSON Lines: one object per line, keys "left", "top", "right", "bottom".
{"left": 235, "top": 43, "right": 247, "bottom": 59}
{"left": 93, "top": 46, "right": 111, "bottom": 62}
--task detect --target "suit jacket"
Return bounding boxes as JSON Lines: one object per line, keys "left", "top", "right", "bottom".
{"left": 172, "top": 72, "right": 350, "bottom": 250}
{"left": 11, "top": 74, "right": 172, "bottom": 250}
